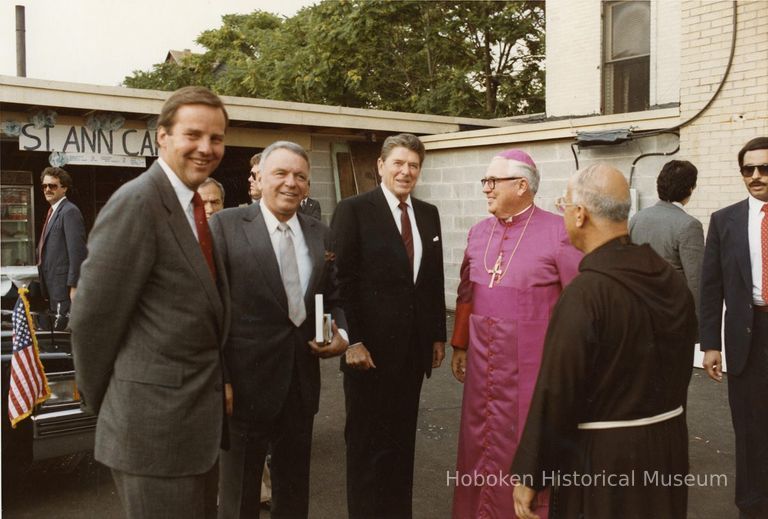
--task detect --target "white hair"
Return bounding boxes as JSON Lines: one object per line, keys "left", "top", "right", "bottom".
{"left": 570, "top": 164, "right": 630, "bottom": 222}
{"left": 505, "top": 159, "right": 540, "bottom": 194}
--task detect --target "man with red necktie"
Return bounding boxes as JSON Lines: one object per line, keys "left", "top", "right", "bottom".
{"left": 70, "top": 86, "right": 230, "bottom": 519}
{"left": 36, "top": 166, "right": 86, "bottom": 328}
{"left": 701, "top": 136, "right": 768, "bottom": 518}
{"left": 331, "top": 133, "right": 447, "bottom": 519}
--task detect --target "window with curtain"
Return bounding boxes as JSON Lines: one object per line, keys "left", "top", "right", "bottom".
{"left": 603, "top": 1, "right": 650, "bottom": 114}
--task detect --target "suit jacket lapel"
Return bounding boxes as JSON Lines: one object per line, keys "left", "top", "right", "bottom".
{"left": 370, "top": 187, "right": 412, "bottom": 276}
{"left": 301, "top": 214, "right": 325, "bottom": 302}
{"left": 150, "top": 164, "right": 223, "bottom": 321}
{"left": 729, "top": 199, "right": 752, "bottom": 289}
{"left": 241, "top": 206, "right": 289, "bottom": 313}
{"left": 412, "top": 199, "right": 430, "bottom": 286}
{"left": 42, "top": 198, "right": 67, "bottom": 244}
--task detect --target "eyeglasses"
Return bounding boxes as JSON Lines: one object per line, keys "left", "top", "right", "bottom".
{"left": 41, "top": 183, "right": 61, "bottom": 191}
{"left": 554, "top": 196, "right": 577, "bottom": 213}
{"left": 480, "top": 177, "right": 523, "bottom": 190}
{"left": 739, "top": 164, "right": 768, "bottom": 177}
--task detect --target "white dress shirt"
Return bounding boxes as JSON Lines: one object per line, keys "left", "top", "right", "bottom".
{"left": 747, "top": 195, "right": 767, "bottom": 305}
{"left": 380, "top": 185, "right": 422, "bottom": 283}
{"left": 158, "top": 158, "right": 198, "bottom": 241}
{"left": 259, "top": 201, "right": 312, "bottom": 296}
{"left": 48, "top": 196, "right": 66, "bottom": 218}
{"left": 259, "top": 202, "right": 348, "bottom": 340}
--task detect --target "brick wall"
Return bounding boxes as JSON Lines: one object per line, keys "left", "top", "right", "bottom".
{"left": 417, "top": 133, "right": 674, "bottom": 309}
{"left": 308, "top": 135, "right": 347, "bottom": 225}
{"left": 652, "top": 0, "right": 682, "bottom": 106}
{"left": 418, "top": 0, "right": 767, "bottom": 310}
{"left": 547, "top": 0, "right": 681, "bottom": 117}
{"left": 546, "top": 0, "right": 602, "bottom": 117}
{"left": 678, "top": 0, "right": 768, "bottom": 228}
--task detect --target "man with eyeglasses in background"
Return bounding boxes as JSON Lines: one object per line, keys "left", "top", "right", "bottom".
{"left": 700, "top": 136, "right": 768, "bottom": 518}
{"left": 449, "top": 149, "right": 581, "bottom": 519}
{"left": 37, "top": 166, "right": 87, "bottom": 329}
{"left": 248, "top": 152, "right": 262, "bottom": 203}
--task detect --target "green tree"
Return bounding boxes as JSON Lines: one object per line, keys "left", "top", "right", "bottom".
{"left": 123, "top": 1, "right": 544, "bottom": 118}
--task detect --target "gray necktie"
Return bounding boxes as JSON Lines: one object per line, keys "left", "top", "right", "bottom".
{"left": 278, "top": 222, "right": 306, "bottom": 327}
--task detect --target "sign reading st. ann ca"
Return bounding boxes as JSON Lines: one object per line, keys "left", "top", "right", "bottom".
{"left": 19, "top": 124, "right": 158, "bottom": 157}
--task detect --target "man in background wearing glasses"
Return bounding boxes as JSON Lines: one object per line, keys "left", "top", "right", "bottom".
{"left": 701, "top": 136, "right": 768, "bottom": 518}
{"left": 449, "top": 149, "right": 581, "bottom": 519}
{"left": 37, "top": 166, "right": 87, "bottom": 329}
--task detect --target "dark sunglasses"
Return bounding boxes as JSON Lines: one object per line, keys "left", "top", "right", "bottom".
{"left": 740, "top": 164, "right": 768, "bottom": 177}
{"left": 41, "top": 183, "right": 61, "bottom": 190}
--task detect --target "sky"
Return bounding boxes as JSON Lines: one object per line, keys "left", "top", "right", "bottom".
{"left": 0, "top": 0, "right": 316, "bottom": 86}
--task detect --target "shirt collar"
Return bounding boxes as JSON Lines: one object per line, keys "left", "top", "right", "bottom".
{"left": 671, "top": 201, "right": 686, "bottom": 211}
{"left": 381, "top": 184, "right": 412, "bottom": 210}
{"left": 504, "top": 203, "right": 534, "bottom": 223}
{"left": 50, "top": 197, "right": 66, "bottom": 213}
{"left": 259, "top": 199, "right": 301, "bottom": 234}
{"left": 748, "top": 194, "right": 768, "bottom": 214}
{"left": 157, "top": 157, "right": 195, "bottom": 210}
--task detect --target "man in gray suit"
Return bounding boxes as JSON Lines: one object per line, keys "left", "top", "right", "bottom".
{"left": 70, "top": 86, "right": 230, "bottom": 519}
{"left": 36, "top": 166, "right": 87, "bottom": 328}
{"left": 210, "top": 141, "right": 348, "bottom": 518}
{"left": 630, "top": 160, "right": 704, "bottom": 320}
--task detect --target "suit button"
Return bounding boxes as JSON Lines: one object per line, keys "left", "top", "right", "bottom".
{"left": 214, "top": 383, "right": 222, "bottom": 392}
{"left": 746, "top": 327, "right": 751, "bottom": 334}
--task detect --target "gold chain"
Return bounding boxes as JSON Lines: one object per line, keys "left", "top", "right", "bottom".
{"left": 482, "top": 206, "right": 535, "bottom": 288}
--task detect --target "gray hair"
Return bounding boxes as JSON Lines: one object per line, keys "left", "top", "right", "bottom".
{"left": 506, "top": 161, "right": 540, "bottom": 195}
{"left": 571, "top": 164, "right": 630, "bottom": 222}
{"left": 199, "top": 177, "right": 225, "bottom": 201}
{"left": 261, "top": 141, "right": 310, "bottom": 169}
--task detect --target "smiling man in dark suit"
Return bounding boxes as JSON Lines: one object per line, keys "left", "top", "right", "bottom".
{"left": 71, "top": 86, "right": 230, "bottom": 519}
{"left": 331, "top": 133, "right": 446, "bottom": 519}
{"left": 210, "top": 140, "right": 348, "bottom": 519}
{"left": 701, "top": 136, "right": 768, "bottom": 518}
{"left": 36, "top": 166, "right": 87, "bottom": 328}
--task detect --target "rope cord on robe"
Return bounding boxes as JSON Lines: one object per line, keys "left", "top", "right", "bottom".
{"left": 577, "top": 405, "right": 683, "bottom": 430}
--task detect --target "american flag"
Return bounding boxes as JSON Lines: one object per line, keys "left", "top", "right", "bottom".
{"left": 8, "top": 287, "right": 49, "bottom": 428}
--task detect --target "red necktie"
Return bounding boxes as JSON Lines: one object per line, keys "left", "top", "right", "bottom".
{"left": 192, "top": 192, "right": 217, "bottom": 280}
{"left": 37, "top": 207, "right": 53, "bottom": 265}
{"left": 762, "top": 204, "right": 768, "bottom": 303}
{"left": 399, "top": 201, "right": 414, "bottom": 269}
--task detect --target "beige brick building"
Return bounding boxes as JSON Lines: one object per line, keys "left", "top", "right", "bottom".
{"left": 418, "top": 0, "right": 768, "bottom": 309}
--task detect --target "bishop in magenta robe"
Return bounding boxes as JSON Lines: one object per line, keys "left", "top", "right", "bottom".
{"left": 450, "top": 149, "right": 581, "bottom": 519}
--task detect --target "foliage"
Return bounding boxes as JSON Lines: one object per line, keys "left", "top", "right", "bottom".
{"left": 123, "top": 1, "right": 545, "bottom": 118}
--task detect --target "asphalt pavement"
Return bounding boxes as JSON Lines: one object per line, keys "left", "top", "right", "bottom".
{"left": 3, "top": 313, "right": 740, "bottom": 518}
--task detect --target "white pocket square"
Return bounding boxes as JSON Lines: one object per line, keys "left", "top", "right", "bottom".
{"left": 433, "top": 236, "right": 440, "bottom": 242}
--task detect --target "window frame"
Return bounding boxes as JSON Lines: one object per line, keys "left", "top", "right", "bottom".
{"left": 602, "top": 0, "right": 651, "bottom": 114}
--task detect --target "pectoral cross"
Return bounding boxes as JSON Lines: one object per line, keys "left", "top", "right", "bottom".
{"left": 488, "top": 253, "right": 504, "bottom": 288}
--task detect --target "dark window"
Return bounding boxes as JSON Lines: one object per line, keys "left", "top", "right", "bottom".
{"left": 603, "top": 1, "right": 650, "bottom": 114}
